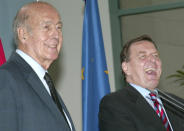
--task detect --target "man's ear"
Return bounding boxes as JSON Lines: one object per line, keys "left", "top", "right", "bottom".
{"left": 122, "top": 62, "right": 129, "bottom": 75}
{"left": 17, "top": 27, "right": 28, "bottom": 44}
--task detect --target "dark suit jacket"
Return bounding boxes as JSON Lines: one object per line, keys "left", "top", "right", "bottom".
{"left": 99, "top": 84, "right": 184, "bottom": 131}
{"left": 0, "top": 52, "right": 75, "bottom": 131}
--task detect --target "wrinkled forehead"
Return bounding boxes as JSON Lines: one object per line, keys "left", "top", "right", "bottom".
{"left": 132, "top": 40, "right": 157, "bottom": 50}
{"left": 130, "top": 41, "right": 158, "bottom": 54}
{"left": 27, "top": 6, "right": 61, "bottom": 26}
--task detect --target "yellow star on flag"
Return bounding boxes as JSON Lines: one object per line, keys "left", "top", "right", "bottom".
{"left": 82, "top": 67, "right": 84, "bottom": 80}
{"left": 104, "top": 70, "right": 108, "bottom": 75}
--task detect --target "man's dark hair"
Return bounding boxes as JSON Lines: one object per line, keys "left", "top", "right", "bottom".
{"left": 120, "top": 34, "right": 157, "bottom": 64}
{"left": 120, "top": 34, "right": 158, "bottom": 75}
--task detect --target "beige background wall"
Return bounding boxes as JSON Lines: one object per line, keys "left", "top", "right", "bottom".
{"left": 42, "top": 0, "right": 115, "bottom": 131}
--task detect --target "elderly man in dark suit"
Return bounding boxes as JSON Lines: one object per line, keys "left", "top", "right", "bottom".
{"left": 0, "top": 1, "right": 75, "bottom": 131}
{"left": 99, "top": 35, "right": 184, "bottom": 131}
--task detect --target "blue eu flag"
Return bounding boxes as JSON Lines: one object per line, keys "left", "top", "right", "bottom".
{"left": 82, "top": 0, "right": 110, "bottom": 131}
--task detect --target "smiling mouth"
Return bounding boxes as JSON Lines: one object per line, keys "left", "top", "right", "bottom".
{"left": 144, "top": 68, "right": 157, "bottom": 75}
{"left": 45, "top": 43, "right": 57, "bottom": 49}
{"left": 48, "top": 45, "right": 57, "bottom": 48}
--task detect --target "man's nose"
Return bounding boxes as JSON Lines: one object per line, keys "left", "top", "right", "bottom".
{"left": 148, "top": 54, "right": 156, "bottom": 62}
{"left": 50, "top": 26, "right": 60, "bottom": 39}
{"left": 53, "top": 29, "right": 59, "bottom": 38}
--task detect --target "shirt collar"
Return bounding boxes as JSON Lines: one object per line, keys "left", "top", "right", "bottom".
{"left": 16, "top": 49, "right": 47, "bottom": 79}
{"left": 129, "top": 83, "right": 158, "bottom": 98}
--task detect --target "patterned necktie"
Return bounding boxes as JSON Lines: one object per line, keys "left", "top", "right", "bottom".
{"left": 149, "top": 92, "right": 171, "bottom": 131}
{"left": 44, "top": 72, "right": 70, "bottom": 129}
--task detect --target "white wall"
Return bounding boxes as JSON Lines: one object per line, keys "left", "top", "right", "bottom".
{"left": 42, "top": 0, "right": 115, "bottom": 130}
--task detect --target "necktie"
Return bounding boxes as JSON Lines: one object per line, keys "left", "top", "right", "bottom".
{"left": 149, "top": 92, "right": 171, "bottom": 131}
{"left": 44, "top": 72, "right": 70, "bottom": 129}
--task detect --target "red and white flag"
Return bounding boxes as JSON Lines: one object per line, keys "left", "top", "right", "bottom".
{"left": 0, "top": 38, "right": 6, "bottom": 66}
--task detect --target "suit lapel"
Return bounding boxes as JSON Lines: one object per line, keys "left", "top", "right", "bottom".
{"left": 10, "top": 52, "right": 70, "bottom": 129}
{"left": 27, "top": 72, "right": 62, "bottom": 120}
{"left": 126, "top": 85, "right": 166, "bottom": 129}
{"left": 136, "top": 94, "right": 160, "bottom": 121}
{"left": 27, "top": 72, "right": 71, "bottom": 131}
{"left": 57, "top": 94, "right": 76, "bottom": 131}
{"left": 160, "top": 94, "right": 184, "bottom": 130}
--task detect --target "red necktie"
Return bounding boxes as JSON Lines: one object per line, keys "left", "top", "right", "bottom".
{"left": 149, "top": 92, "right": 171, "bottom": 131}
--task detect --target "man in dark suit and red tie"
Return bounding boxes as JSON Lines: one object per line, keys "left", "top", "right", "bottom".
{"left": 99, "top": 35, "right": 184, "bottom": 131}
{"left": 0, "top": 1, "right": 75, "bottom": 131}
